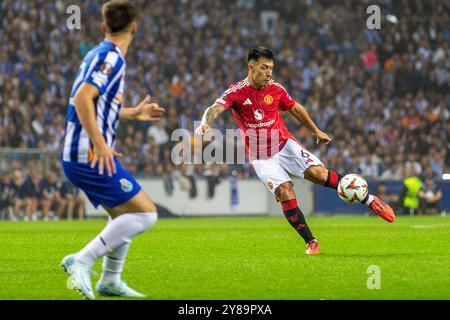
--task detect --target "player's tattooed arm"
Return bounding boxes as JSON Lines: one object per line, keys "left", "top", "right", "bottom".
{"left": 289, "top": 102, "right": 332, "bottom": 144}
{"left": 195, "top": 103, "right": 226, "bottom": 135}
{"left": 205, "top": 104, "right": 225, "bottom": 126}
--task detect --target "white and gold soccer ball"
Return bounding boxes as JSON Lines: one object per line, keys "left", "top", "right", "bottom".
{"left": 337, "top": 174, "right": 369, "bottom": 204}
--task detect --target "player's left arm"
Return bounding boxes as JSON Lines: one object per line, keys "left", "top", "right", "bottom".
{"left": 288, "top": 102, "right": 332, "bottom": 144}
{"left": 119, "top": 95, "right": 165, "bottom": 121}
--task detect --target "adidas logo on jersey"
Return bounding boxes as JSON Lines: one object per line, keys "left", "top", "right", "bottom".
{"left": 243, "top": 98, "right": 252, "bottom": 105}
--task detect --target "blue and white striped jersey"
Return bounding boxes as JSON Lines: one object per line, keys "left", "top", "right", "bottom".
{"left": 62, "top": 40, "right": 126, "bottom": 163}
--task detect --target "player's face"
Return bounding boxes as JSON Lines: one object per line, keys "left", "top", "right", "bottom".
{"left": 249, "top": 58, "right": 274, "bottom": 88}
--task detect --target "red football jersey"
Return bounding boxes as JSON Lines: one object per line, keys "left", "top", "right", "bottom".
{"left": 215, "top": 78, "right": 296, "bottom": 159}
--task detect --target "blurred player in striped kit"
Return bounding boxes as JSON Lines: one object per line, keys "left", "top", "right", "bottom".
{"left": 60, "top": 0, "right": 165, "bottom": 299}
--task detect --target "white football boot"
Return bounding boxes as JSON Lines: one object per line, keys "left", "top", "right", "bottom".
{"left": 61, "top": 254, "right": 95, "bottom": 300}
{"left": 96, "top": 280, "right": 146, "bottom": 298}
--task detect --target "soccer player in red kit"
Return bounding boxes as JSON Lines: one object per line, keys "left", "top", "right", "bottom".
{"left": 196, "top": 47, "right": 395, "bottom": 255}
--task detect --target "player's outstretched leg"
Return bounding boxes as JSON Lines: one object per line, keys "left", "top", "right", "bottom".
{"left": 276, "top": 182, "right": 320, "bottom": 255}
{"left": 304, "top": 166, "right": 395, "bottom": 222}
{"left": 61, "top": 190, "right": 157, "bottom": 299}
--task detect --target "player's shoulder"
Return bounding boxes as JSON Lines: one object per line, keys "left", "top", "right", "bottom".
{"left": 224, "top": 78, "right": 251, "bottom": 94}
{"left": 267, "top": 79, "right": 288, "bottom": 92}
{"left": 85, "top": 41, "right": 124, "bottom": 66}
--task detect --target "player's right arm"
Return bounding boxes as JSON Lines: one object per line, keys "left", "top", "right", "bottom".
{"left": 195, "top": 103, "right": 226, "bottom": 135}
{"left": 73, "top": 83, "right": 121, "bottom": 176}
{"left": 195, "top": 85, "right": 237, "bottom": 135}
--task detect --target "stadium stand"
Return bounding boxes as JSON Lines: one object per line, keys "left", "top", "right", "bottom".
{"left": 0, "top": 0, "right": 449, "bottom": 219}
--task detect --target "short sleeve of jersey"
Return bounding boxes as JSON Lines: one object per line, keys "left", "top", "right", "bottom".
{"left": 83, "top": 51, "right": 124, "bottom": 95}
{"left": 278, "top": 86, "right": 295, "bottom": 111}
{"left": 214, "top": 87, "right": 237, "bottom": 109}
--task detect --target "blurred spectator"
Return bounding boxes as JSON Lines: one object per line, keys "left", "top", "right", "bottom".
{"left": 419, "top": 175, "right": 443, "bottom": 215}
{"left": 147, "top": 120, "right": 169, "bottom": 147}
{"left": 10, "top": 170, "right": 32, "bottom": 222}
{"left": 259, "top": 0, "right": 279, "bottom": 36}
{"left": 26, "top": 172, "right": 42, "bottom": 221}
{"left": 40, "top": 170, "right": 64, "bottom": 221}
{"left": 398, "top": 166, "right": 423, "bottom": 216}
{"left": 162, "top": 163, "right": 174, "bottom": 196}
{"left": 0, "top": 173, "right": 14, "bottom": 219}
{"left": 362, "top": 44, "right": 380, "bottom": 73}
{"left": 60, "top": 178, "right": 86, "bottom": 220}
{"left": 204, "top": 164, "right": 222, "bottom": 199}
{"left": 376, "top": 182, "right": 399, "bottom": 212}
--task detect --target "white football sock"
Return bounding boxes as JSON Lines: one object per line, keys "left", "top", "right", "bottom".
{"left": 100, "top": 242, "right": 130, "bottom": 285}
{"left": 99, "top": 217, "right": 130, "bottom": 285}
{"left": 364, "top": 195, "right": 375, "bottom": 206}
{"left": 76, "top": 212, "right": 157, "bottom": 266}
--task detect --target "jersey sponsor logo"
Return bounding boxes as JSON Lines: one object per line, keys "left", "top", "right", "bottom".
{"left": 119, "top": 178, "right": 133, "bottom": 193}
{"left": 243, "top": 98, "right": 253, "bottom": 105}
{"left": 245, "top": 119, "right": 275, "bottom": 128}
{"left": 264, "top": 95, "right": 273, "bottom": 105}
{"left": 254, "top": 109, "right": 264, "bottom": 120}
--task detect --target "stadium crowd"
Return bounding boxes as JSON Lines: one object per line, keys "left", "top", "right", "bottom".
{"left": 0, "top": 169, "right": 86, "bottom": 221}
{"left": 0, "top": 0, "right": 449, "bottom": 219}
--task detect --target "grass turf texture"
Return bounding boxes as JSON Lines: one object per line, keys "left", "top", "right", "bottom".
{"left": 0, "top": 215, "right": 449, "bottom": 300}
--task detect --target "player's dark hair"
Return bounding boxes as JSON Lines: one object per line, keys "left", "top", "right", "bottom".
{"left": 247, "top": 47, "right": 274, "bottom": 63}
{"left": 102, "top": 0, "right": 138, "bottom": 34}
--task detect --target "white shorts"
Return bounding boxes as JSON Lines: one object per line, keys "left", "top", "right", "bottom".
{"left": 251, "top": 138, "right": 323, "bottom": 194}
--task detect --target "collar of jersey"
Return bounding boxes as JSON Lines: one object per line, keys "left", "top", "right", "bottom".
{"left": 102, "top": 39, "right": 124, "bottom": 59}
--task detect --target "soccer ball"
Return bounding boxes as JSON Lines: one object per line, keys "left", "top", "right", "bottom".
{"left": 337, "top": 174, "right": 369, "bottom": 204}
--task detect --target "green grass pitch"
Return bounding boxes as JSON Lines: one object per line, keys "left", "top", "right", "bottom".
{"left": 0, "top": 215, "right": 449, "bottom": 300}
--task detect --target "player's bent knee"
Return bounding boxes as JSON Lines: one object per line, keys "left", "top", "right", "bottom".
{"left": 276, "top": 182, "right": 296, "bottom": 201}
{"left": 135, "top": 212, "right": 158, "bottom": 233}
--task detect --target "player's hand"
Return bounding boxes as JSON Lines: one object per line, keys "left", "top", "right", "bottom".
{"left": 90, "top": 141, "right": 123, "bottom": 177}
{"left": 195, "top": 123, "right": 211, "bottom": 135}
{"left": 314, "top": 130, "right": 332, "bottom": 145}
{"left": 135, "top": 95, "right": 165, "bottom": 122}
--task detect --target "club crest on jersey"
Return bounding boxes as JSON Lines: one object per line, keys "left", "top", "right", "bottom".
{"left": 264, "top": 95, "right": 273, "bottom": 105}
{"left": 99, "top": 62, "right": 113, "bottom": 76}
{"left": 119, "top": 178, "right": 133, "bottom": 193}
{"left": 254, "top": 109, "right": 264, "bottom": 120}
